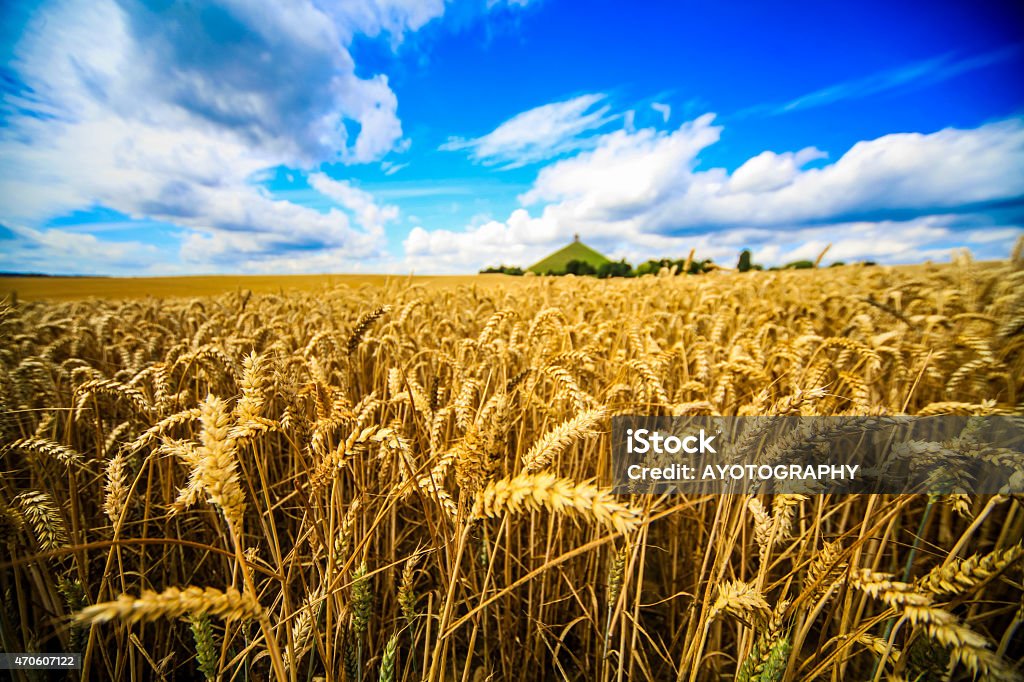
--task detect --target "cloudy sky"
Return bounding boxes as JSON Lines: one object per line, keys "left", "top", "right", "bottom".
{"left": 1, "top": 0, "right": 1022, "bottom": 275}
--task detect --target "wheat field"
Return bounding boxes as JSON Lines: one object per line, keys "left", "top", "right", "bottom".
{"left": 1, "top": 255, "right": 1022, "bottom": 681}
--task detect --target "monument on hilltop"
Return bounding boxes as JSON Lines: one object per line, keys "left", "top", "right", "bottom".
{"left": 527, "top": 235, "right": 610, "bottom": 274}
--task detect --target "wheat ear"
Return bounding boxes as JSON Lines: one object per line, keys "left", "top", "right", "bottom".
{"left": 195, "top": 394, "right": 246, "bottom": 532}
{"left": 76, "top": 585, "right": 261, "bottom": 624}
{"left": 471, "top": 472, "right": 642, "bottom": 533}
{"left": 521, "top": 407, "right": 606, "bottom": 473}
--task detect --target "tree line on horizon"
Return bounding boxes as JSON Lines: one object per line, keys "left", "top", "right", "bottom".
{"left": 481, "top": 247, "right": 868, "bottom": 277}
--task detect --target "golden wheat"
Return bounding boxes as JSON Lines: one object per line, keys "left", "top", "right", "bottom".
{"left": 76, "top": 585, "right": 261, "bottom": 624}
{"left": 1, "top": 260, "right": 1021, "bottom": 680}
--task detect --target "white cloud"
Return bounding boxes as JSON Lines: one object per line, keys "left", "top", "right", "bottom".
{"left": 317, "top": 0, "right": 446, "bottom": 44}
{"left": 440, "top": 93, "right": 616, "bottom": 168}
{"left": 520, "top": 113, "right": 722, "bottom": 210}
{"left": 522, "top": 115, "right": 1024, "bottom": 231}
{"left": 9, "top": 0, "right": 421, "bottom": 166}
{"left": 0, "top": 223, "right": 164, "bottom": 275}
{"left": 728, "top": 147, "right": 827, "bottom": 194}
{"left": 309, "top": 173, "right": 400, "bottom": 234}
{"left": 380, "top": 161, "right": 410, "bottom": 175}
{"left": 651, "top": 102, "right": 671, "bottom": 123}
{"left": 404, "top": 115, "right": 1024, "bottom": 272}
{"left": 963, "top": 227, "right": 1023, "bottom": 244}
{"left": 0, "top": 0, "right": 449, "bottom": 272}
{"left": 403, "top": 208, "right": 560, "bottom": 271}
{"left": 0, "top": 110, "right": 391, "bottom": 267}
{"left": 740, "top": 44, "right": 1023, "bottom": 117}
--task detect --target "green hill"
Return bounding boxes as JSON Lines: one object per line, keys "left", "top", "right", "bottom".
{"left": 528, "top": 238, "right": 610, "bottom": 274}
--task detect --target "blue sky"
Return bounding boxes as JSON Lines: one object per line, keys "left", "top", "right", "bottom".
{"left": 1, "top": 0, "right": 1022, "bottom": 275}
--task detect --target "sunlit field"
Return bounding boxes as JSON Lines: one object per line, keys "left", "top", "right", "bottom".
{"left": 0, "top": 274, "right": 529, "bottom": 302}
{"left": 1, "top": 257, "right": 1022, "bottom": 681}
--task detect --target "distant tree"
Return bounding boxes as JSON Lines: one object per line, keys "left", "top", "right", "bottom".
{"left": 829, "top": 261, "right": 845, "bottom": 268}
{"left": 479, "top": 265, "right": 524, "bottom": 275}
{"left": 564, "top": 259, "right": 597, "bottom": 276}
{"left": 636, "top": 260, "right": 663, "bottom": 276}
{"left": 737, "top": 249, "right": 752, "bottom": 272}
{"left": 597, "top": 259, "right": 633, "bottom": 278}
{"left": 688, "top": 258, "right": 714, "bottom": 274}
{"left": 783, "top": 260, "right": 814, "bottom": 270}
{"left": 636, "top": 256, "right": 717, "bottom": 276}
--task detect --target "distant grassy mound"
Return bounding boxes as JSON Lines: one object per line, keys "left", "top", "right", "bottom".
{"left": 528, "top": 239, "right": 610, "bottom": 274}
